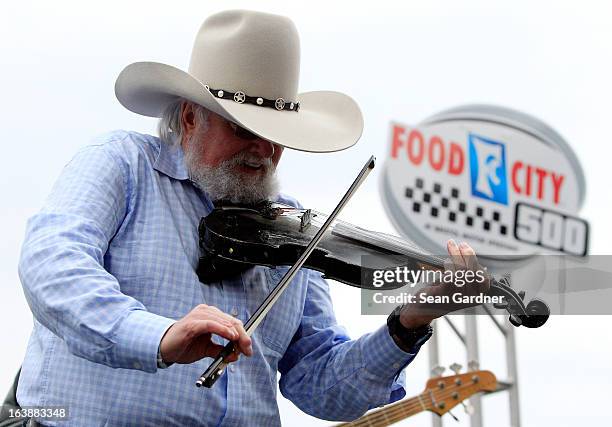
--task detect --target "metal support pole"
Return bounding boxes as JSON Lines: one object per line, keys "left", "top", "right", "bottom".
{"left": 505, "top": 317, "right": 521, "bottom": 427}
{"left": 443, "top": 316, "right": 465, "bottom": 344}
{"left": 429, "top": 306, "right": 521, "bottom": 427}
{"left": 465, "top": 310, "right": 483, "bottom": 427}
{"left": 428, "top": 319, "right": 443, "bottom": 427}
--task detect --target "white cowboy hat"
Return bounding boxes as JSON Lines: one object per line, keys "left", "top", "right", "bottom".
{"left": 114, "top": 10, "right": 363, "bottom": 153}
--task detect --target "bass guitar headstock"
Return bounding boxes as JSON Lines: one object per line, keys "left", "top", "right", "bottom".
{"left": 423, "top": 369, "right": 497, "bottom": 416}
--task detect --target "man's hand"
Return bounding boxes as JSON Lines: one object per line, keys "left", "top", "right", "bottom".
{"left": 400, "top": 239, "right": 490, "bottom": 329}
{"left": 160, "top": 304, "right": 253, "bottom": 365}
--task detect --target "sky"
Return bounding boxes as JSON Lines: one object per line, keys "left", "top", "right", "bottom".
{"left": 1, "top": 1, "right": 611, "bottom": 426}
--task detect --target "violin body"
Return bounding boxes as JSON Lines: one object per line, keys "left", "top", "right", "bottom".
{"left": 197, "top": 202, "right": 423, "bottom": 289}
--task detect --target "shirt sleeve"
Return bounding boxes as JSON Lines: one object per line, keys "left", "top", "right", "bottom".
{"left": 18, "top": 140, "right": 175, "bottom": 373}
{"left": 277, "top": 269, "right": 428, "bottom": 421}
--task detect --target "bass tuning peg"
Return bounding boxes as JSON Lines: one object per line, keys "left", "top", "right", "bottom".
{"left": 461, "top": 401, "right": 474, "bottom": 415}
{"left": 431, "top": 366, "right": 446, "bottom": 377}
{"left": 449, "top": 363, "right": 462, "bottom": 374}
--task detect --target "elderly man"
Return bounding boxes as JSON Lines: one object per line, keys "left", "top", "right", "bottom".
{"left": 14, "top": 10, "right": 487, "bottom": 426}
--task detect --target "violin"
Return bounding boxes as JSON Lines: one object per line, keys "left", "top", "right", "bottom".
{"left": 193, "top": 156, "right": 549, "bottom": 389}
{"left": 196, "top": 200, "right": 550, "bottom": 329}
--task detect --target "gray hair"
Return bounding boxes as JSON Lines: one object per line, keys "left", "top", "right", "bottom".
{"left": 157, "top": 98, "right": 209, "bottom": 145}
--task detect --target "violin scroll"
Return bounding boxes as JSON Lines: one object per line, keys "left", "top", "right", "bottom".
{"left": 508, "top": 299, "right": 550, "bottom": 328}
{"left": 490, "top": 276, "right": 549, "bottom": 328}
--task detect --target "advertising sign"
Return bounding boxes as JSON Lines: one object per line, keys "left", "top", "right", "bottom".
{"left": 380, "top": 105, "right": 589, "bottom": 261}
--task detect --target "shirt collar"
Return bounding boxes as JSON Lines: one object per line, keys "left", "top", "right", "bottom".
{"left": 153, "top": 139, "right": 190, "bottom": 181}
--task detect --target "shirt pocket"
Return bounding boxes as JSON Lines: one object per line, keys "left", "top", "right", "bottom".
{"left": 242, "top": 266, "right": 307, "bottom": 355}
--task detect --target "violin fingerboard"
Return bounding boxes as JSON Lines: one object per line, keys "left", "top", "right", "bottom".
{"left": 331, "top": 221, "right": 446, "bottom": 269}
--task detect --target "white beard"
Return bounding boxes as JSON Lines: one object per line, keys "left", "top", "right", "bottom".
{"left": 183, "top": 136, "right": 280, "bottom": 204}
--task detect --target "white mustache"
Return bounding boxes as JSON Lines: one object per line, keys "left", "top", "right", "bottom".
{"left": 231, "top": 152, "right": 273, "bottom": 170}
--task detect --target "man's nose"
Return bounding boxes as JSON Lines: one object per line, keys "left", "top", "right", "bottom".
{"left": 249, "top": 138, "right": 275, "bottom": 159}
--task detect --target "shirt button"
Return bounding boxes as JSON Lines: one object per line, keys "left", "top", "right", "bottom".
{"left": 133, "top": 361, "right": 142, "bottom": 370}
{"left": 229, "top": 365, "right": 235, "bottom": 372}
{"left": 393, "top": 363, "right": 401, "bottom": 369}
{"left": 231, "top": 307, "right": 239, "bottom": 317}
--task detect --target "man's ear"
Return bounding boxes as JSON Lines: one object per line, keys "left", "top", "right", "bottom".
{"left": 180, "top": 101, "right": 197, "bottom": 134}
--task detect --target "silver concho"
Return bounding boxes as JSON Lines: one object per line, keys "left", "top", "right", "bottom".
{"left": 233, "top": 91, "right": 246, "bottom": 103}
{"left": 217, "top": 90, "right": 224, "bottom": 97}
{"left": 256, "top": 97, "right": 264, "bottom": 105}
{"left": 275, "top": 98, "right": 286, "bottom": 110}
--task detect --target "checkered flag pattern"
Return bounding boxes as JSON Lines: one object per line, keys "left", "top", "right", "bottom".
{"left": 404, "top": 178, "right": 509, "bottom": 235}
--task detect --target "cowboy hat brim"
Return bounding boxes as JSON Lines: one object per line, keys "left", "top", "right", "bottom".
{"left": 114, "top": 62, "right": 363, "bottom": 153}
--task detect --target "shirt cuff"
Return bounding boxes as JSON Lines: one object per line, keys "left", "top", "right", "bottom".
{"left": 111, "top": 309, "right": 176, "bottom": 373}
{"left": 362, "top": 324, "right": 422, "bottom": 379}
{"left": 157, "top": 322, "right": 177, "bottom": 369}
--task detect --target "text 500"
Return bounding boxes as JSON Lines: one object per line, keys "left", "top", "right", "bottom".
{"left": 513, "top": 202, "right": 588, "bottom": 256}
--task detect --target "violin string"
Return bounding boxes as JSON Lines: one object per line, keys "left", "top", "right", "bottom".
{"left": 273, "top": 207, "right": 520, "bottom": 308}
{"left": 278, "top": 207, "right": 458, "bottom": 271}
{"left": 350, "top": 381, "right": 489, "bottom": 426}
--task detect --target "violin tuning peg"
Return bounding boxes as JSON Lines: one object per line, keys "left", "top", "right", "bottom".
{"left": 509, "top": 314, "right": 523, "bottom": 327}
{"left": 467, "top": 360, "right": 479, "bottom": 371}
{"left": 493, "top": 300, "right": 509, "bottom": 309}
{"left": 431, "top": 366, "right": 446, "bottom": 377}
{"left": 449, "top": 363, "right": 462, "bottom": 374}
{"left": 498, "top": 274, "right": 511, "bottom": 286}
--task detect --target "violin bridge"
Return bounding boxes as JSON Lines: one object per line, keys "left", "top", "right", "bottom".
{"left": 299, "top": 209, "right": 312, "bottom": 232}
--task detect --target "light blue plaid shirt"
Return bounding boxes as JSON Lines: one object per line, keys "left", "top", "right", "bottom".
{"left": 17, "top": 131, "right": 426, "bottom": 426}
